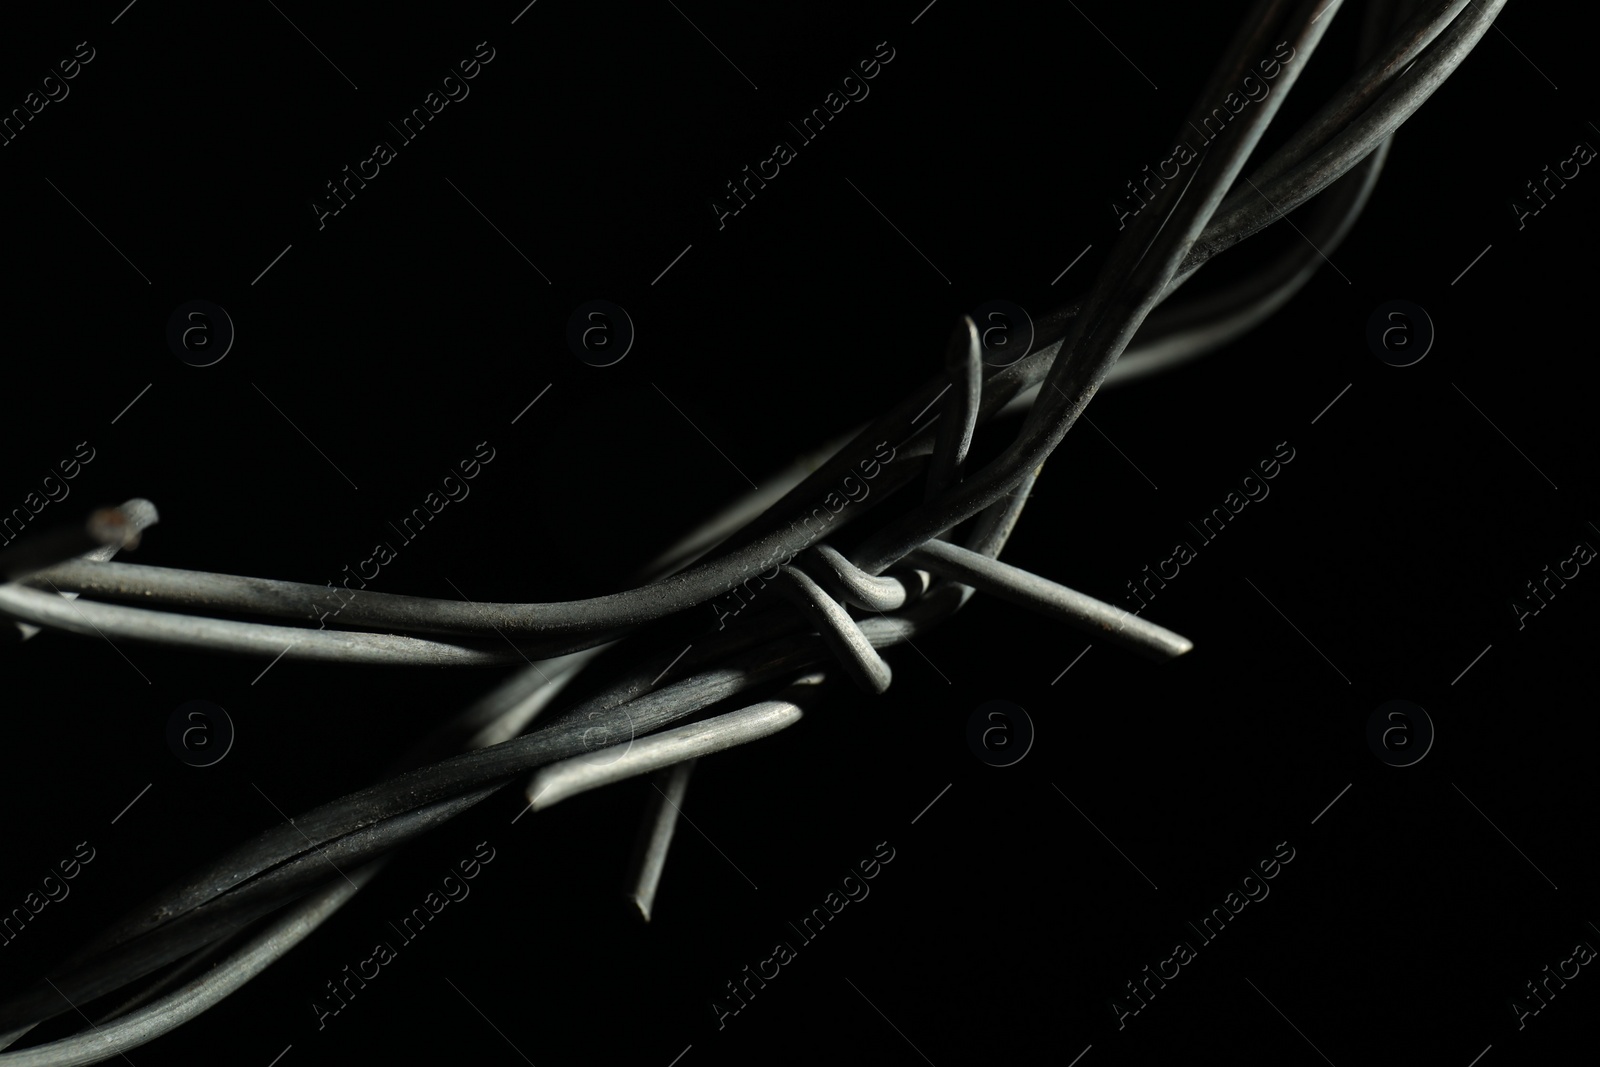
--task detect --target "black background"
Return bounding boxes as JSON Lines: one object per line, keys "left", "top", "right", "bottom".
{"left": 1, "top": 1, "right": 1595, "bottom": 1064}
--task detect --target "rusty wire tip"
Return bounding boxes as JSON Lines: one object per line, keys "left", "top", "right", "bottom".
{"left": 86, "top": 508, "right": 137, "bottom": 551}
{"left": 0, "top": 500, "right": 157, "bottom": 584}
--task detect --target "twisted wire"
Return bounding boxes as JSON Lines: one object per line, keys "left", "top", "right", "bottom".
{"left": 0, "top": 0, "right": 1504, "bottom": 1060}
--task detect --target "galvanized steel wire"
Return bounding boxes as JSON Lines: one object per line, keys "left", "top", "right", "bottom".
{"left": 0, "top": 0, "right": 1505, "bottom": 1060}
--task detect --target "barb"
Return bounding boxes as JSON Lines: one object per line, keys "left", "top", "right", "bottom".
{"left": 906, "top": 540, "right": 1193, "bottom": 661}
{"left": 626, "top": 759, "right": 697, "bottom": 923}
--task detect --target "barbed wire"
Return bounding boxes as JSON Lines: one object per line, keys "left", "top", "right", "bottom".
{"left": 0, "top": 0, "right": 1505, "bottom": 1062}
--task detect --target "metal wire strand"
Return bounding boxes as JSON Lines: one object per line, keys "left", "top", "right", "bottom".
{"left": 1088, "top": 132, "right": 1391, "bottom": 388}
{"left": 0, "top": 583, "right": 535, "bottom": 666}
{"left": 1188, "top": 0, "right": 1504, "bottom": 267}
{"left": 526, "top": 695, "right": 808, "bottom": 812}
{"left": 0, "top": 783, "right": 504, "bottom": 1034}
{"left": 1246, "top": 0, "right": 1467, "bottom": 189}
{"left": 0, "top": 863, "right": 382, "bottom": 1067}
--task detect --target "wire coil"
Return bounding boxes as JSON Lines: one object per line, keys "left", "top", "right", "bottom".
{"left": 0, "top": 1, "right": 1507, "bottom": 1061}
